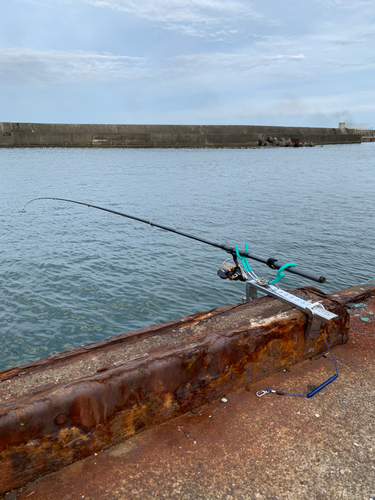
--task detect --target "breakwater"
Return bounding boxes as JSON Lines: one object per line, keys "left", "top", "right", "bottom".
{"left": 361, "top": 129, "right": 375, "bottom": 142}
{"left": 0, "top": 122, "right": 361, "bottom": 148}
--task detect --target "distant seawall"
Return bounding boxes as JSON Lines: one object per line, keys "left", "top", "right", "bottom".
{"left": 0, "top": 122, "right": 362, "bottom": 148}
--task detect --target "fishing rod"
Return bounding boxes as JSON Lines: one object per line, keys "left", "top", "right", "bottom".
{"left": 23, "top": 197, "right": 326, "bottom": 284}
{"left": 23, "top": 197, "right": 340, "bottom": 400}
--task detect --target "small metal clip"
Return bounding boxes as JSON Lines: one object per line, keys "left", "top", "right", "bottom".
{"left": 256, "top": 390, "right": 268, "bottom": 397}
{"left": 256, "top": 277, "right": 269, "bottom": 286}
{"left": 309, "top": 301, "right": 325, "bottom": 312}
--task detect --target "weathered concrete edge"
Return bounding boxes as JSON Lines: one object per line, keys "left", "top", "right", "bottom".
{"left": 0, "top": 304, "right": 236, "bottom": 382}
{"left": 0, "top": 286, "right": 361, "bottom": 494}
{"left": 331, "top": 283, "right": 375, "bottom": 305}
{"left": 1, "top": 285, "right": 374, "bottom": 494}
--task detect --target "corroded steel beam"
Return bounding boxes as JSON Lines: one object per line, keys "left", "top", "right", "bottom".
{"left": 1, "top": 285, "right": 371, "bottom": 495}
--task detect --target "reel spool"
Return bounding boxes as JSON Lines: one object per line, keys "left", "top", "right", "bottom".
{"left": 217, "top": 261, "right": 247, "bottom": 281}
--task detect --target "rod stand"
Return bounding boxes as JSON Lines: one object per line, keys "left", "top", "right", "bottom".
{"left": 244, "top": 279, "right": 337, "bottom": 343}
{"left": 245, "top": 281, "right": 258, "bottom": 302}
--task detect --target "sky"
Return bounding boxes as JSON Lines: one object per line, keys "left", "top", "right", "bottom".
{"left": 0, "top": 0, "right": 374, "bottom": 126}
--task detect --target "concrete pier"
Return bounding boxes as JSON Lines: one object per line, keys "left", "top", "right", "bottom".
{"left": 0, "top": 122, "right": 361, "bottom": 148}
{"left": 18, "top": 292, "right": 375, "bottom": 500}
{"left": 2, "top": 284, "right": 374, "bottom": 496}
{"left": 1, "top": 284, "right": 374, "bottom": 499}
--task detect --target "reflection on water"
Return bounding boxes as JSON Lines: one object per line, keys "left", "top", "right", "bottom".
{"left": 1, "top": 144, "right": 374, "bottom": 370}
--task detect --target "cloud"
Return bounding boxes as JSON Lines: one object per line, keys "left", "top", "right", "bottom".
{"left": 314, "top": 0, "right": 375, "bottom": 7}
{"left": 257, "top": 97, "right": 356, "bottom": 127}
{"left": 0, "top": 48, "right": 149, "bottom": 84}
{"left": 0, "top": 46, "right": 308, "bottom": 87}
{"left": 329, "top": 39, "right": 366, "bottom": 45}
{"left": 258, "top": 92, "right": 375, "bottom": 121}
{"left": 152, "top": 91, "right": 375, "bottom": 125}
{"left": 252, "top": 35, "right": 296, "bottom": 48}
{"left": 2, "top": 0, "right": 374, "bottom": 126}
{"left": 171, "top": 52, "right": 305, "bottom": 73}
{"left": 315, "top": 34, "right": 367, "bottom": 46}
{"left": 59, "top": 0, "right": 263, "bottom": 38}
{"left": 262, "top": 96, "right": 308, "bottom": 117}
{"left": 324, "top": 59, "right": 373, "bottom": 71}
{"left": 120, "top": 90, "right": 373, "bottom": 127}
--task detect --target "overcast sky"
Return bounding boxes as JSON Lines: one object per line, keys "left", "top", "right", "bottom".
{"left": 1, "top": 0, "right": 374, "bottom": 126}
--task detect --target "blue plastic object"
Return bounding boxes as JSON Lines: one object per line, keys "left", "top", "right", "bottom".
{"left": 257, "top": 330, "right": 339, "bottom": 399}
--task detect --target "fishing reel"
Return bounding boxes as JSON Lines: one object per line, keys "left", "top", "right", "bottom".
{"left": 217, "top": 260, "right": 247, "bottom": 281}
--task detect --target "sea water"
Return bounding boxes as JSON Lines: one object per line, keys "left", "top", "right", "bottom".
{"left": 1, "top": 144, "right": 374, "bottom": 371}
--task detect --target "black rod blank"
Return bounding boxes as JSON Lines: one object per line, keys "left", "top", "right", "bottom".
{"left": 23, "top": 197, "right": 326, "bottom": 284}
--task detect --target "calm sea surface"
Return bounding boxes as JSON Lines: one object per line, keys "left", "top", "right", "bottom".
{"left": 1, "top": 144, "right": 374, "bottom": 371}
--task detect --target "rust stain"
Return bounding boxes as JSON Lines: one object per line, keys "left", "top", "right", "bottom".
{"left": 0, "top": 285, "right": 371, "bottom": 496}
{"left": 164, "top": 393, "right": 173, "bottom": 409}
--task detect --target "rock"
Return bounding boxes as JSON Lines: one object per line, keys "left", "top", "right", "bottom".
{"left": 5, "top": 491, "right": 18, "bottom": 500}
{"left": 190, "top": 407, "right": 201, "bottom": 414}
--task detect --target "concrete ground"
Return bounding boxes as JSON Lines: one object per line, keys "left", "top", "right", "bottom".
{"left": 11, "top": 297, "right": 375, "bottom": 500}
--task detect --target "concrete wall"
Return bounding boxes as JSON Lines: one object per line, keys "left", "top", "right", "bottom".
{"left": 360, "top": 129, "right": 375, "bottom": 142}
{"left": 0, "top": 122, "right": 362, "bottom": 148}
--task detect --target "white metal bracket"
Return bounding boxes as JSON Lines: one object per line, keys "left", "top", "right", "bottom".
{"left": 245, "top": 280, "right": 338, "bottom": 342}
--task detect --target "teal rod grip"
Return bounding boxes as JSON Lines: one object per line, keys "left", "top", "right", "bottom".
{"left": 235, "top": 244, "right": 253, "bottom": 273}
{"left": 269, "top": 262, "right": 296, "bottom": 285}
